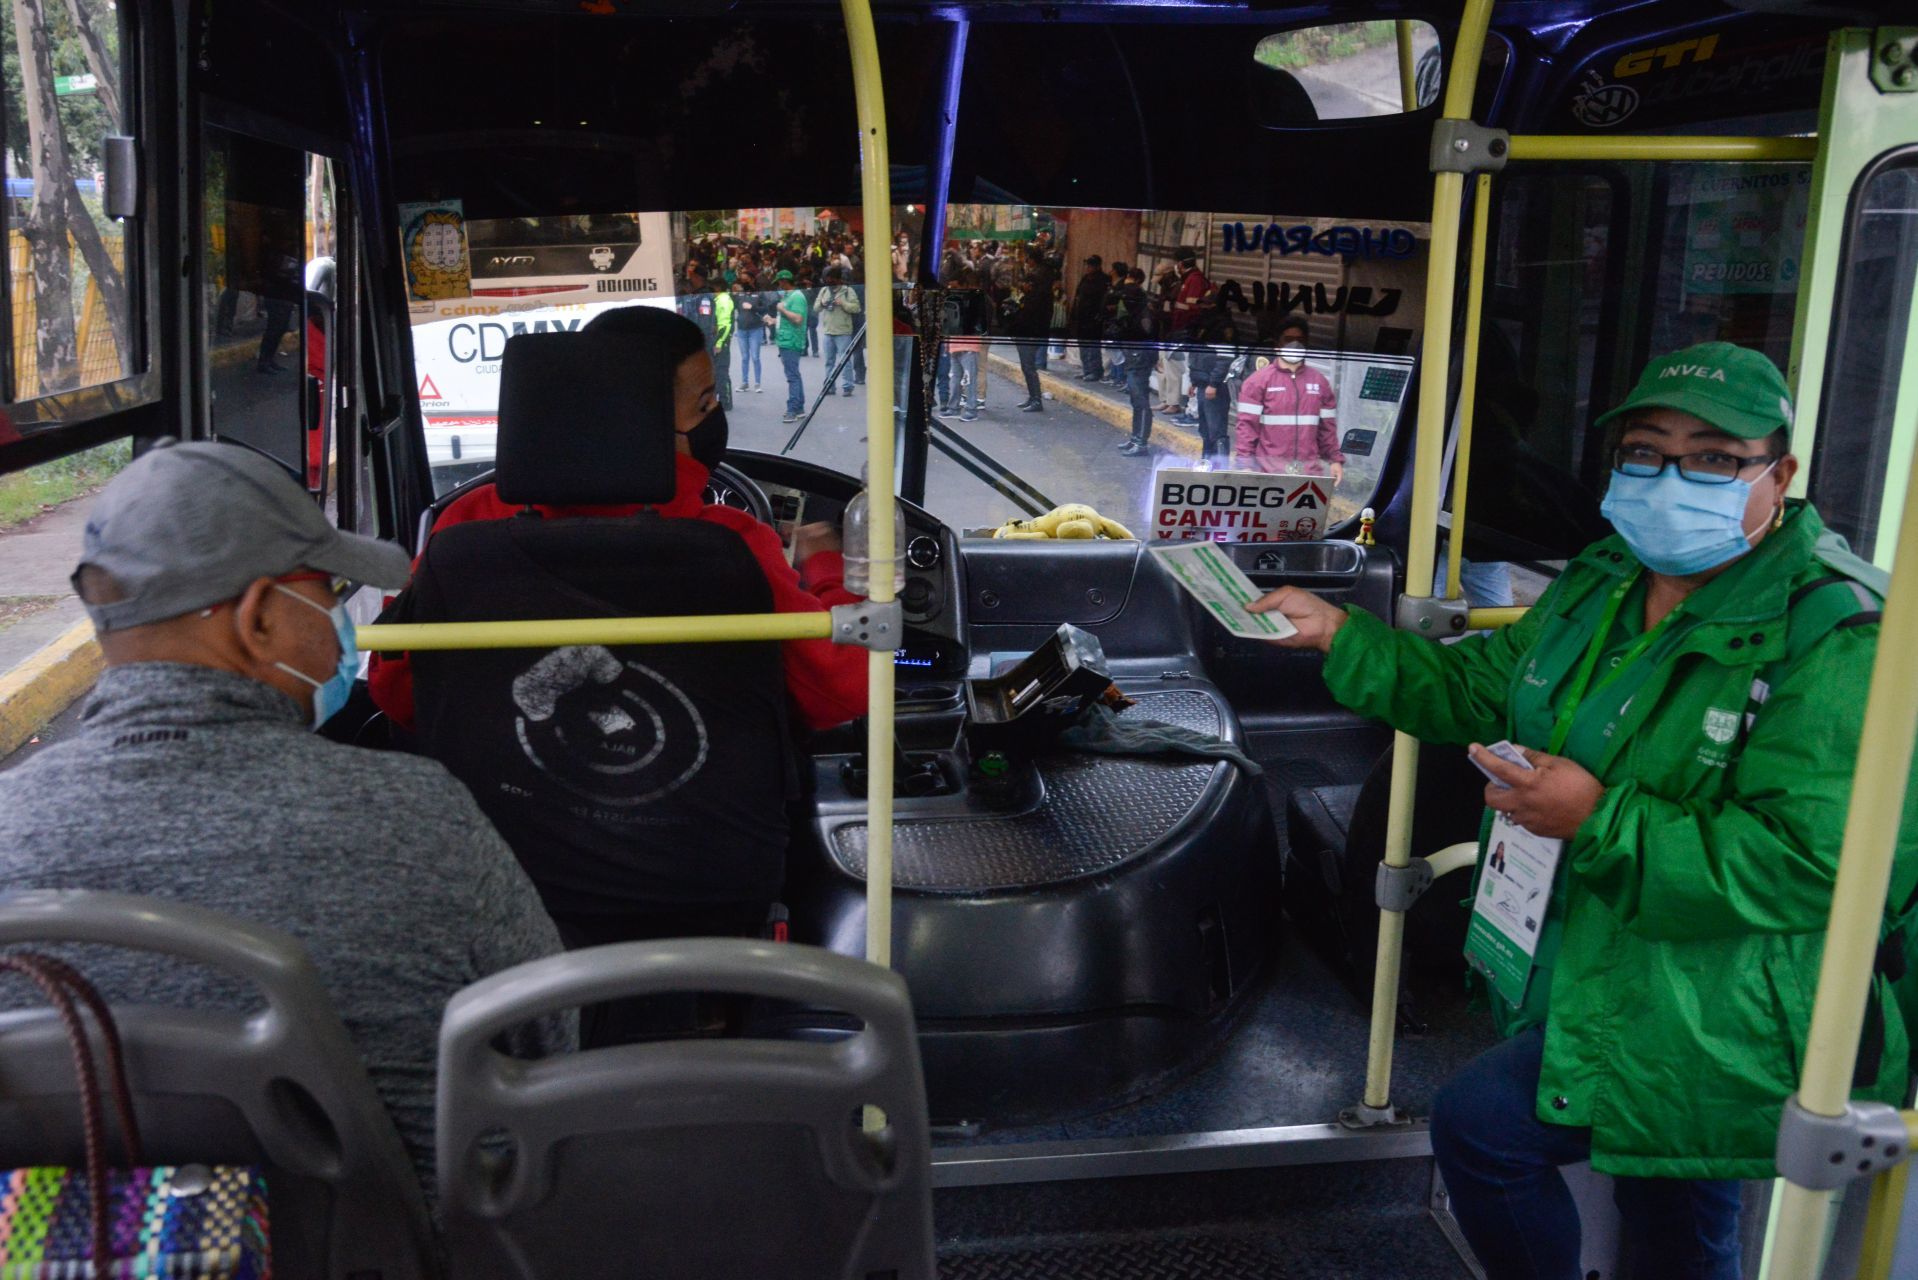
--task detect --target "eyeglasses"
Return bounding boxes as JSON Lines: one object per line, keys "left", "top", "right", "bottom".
{"left": 1611, "top": 443, "right": 1781, "bottom": 485}
{"left": 198, "top": 571, "right": 349, "bottom": 618}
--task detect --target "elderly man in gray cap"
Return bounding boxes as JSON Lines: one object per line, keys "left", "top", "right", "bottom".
{"left": 0, "top": 440, "right": 571, "bottom": 1202}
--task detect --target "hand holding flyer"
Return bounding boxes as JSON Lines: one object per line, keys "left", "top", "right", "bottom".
{"left": 1150, "top": 542, "right": 1299, "bottom": 642}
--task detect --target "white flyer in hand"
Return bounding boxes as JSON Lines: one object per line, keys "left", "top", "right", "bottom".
{"left": 1149, "top": 541, "right": 1299, "bottom": 641}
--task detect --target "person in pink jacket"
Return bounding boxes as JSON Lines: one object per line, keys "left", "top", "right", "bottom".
{"left": 1232, "top": 315, "right": 1345, "bottom": 482}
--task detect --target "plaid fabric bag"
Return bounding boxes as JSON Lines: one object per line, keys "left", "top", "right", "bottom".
{"left": 0, "top": 952, "right": 271, "bottom": 1279}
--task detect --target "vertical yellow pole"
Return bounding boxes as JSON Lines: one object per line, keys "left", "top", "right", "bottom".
{"left": 1363, "top": 0, "right": 1495, "bottom": 1115}
{"left": 1444, "top": 174, "right": 1492, "bottom": 602}
{"left": 1396, "top": 21, "right": 1420, "bottom": 112}
{"left": 1856, "top": 1163, "right": 1911, "bottom": 1280}
{"left": 1763, "top": 434, "right": 1918, "bottom": 1274}
{"left": 840, "top": 0, "right": 898, "bottom": 973}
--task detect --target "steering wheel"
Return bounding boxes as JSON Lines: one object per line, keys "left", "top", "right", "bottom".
{"left": 702, "top": 459, "right": 775, "bottom": 527}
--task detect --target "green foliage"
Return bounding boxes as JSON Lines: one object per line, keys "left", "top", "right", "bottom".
{"left": 0, "top": 436, "right": 129, "bottom": 529}
{"left": 1255, "top": 20, "right": 1398, "bottom": 71}
{"left": 2, "top": 0, "right": 121, "bottom": 179}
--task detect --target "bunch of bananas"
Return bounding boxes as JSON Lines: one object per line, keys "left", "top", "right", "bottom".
{"left": 990, "top": 503, "right": 1136, "bottom": 541}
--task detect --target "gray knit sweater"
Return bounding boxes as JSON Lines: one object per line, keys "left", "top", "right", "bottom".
{"left": 0, "top": 662, "right": 573, "bottom": 1200}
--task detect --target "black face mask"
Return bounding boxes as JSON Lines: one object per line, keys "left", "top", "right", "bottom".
{"left": 685, "top": 407, "right": 729, "bottom": 470}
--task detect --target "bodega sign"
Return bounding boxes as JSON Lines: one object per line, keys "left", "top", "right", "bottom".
{"left": 1151, "top": 468, "right": 1330, "bottom": 543}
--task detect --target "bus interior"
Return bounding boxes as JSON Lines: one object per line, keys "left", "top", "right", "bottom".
{"left": 0, "top": 0, "right": 1916, "bottom": 1276}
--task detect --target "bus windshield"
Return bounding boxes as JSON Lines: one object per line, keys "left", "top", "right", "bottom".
{"left": 405, "top": 202, "right": 1421, "bottom": 543}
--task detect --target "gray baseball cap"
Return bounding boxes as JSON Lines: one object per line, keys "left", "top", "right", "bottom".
{"left": 74, "top": 440, "right": 412, "bottom": 632}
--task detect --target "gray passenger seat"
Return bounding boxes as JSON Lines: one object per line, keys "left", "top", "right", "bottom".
{"left": 437, "top": 937, "right": 935, "bottom": 1279}
{"left": 0, "top": 889, "right": 438, "bottom": 1279}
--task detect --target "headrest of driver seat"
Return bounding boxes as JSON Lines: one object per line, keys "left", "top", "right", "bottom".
{"left": 494, "top": 329, "right": 678, "bottom": 506}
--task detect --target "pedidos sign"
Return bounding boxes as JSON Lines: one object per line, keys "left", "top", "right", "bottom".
{"left": 1151, "top": 469, "right": 1330, "bottom": 544}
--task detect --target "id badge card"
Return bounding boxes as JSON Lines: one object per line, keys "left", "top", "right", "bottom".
{"left": 1463, "top": 812, "right": 1564, "bottom": 1007}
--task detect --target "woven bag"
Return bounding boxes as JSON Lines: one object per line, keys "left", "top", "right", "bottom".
{"left": 0, "top": 951, "right": 271, "bottom": 1279}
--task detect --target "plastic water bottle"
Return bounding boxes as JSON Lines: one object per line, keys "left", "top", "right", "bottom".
{"left": 843, "top": 465, "right": 906, "bottom": 598}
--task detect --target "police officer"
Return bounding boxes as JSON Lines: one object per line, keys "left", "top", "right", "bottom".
{"left": 1249, "top": 342, "right": 1918, "bottom": 1280}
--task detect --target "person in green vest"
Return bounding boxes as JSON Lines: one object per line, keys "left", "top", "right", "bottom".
{"left": 1249, "top": 342, "right": 1918, "bottom": 1280}
{"left": 774, "top": 269, "right": 809, "bottom": 424}
{"left": 712, "top": 280, "right": 735, "bottom": 412}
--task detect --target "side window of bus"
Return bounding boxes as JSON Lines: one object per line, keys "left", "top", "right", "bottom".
{"left": 1809, "top": 151, "right": 1918, "bottom": 559}
{"left": 2, "top": 0, "right": 139, "bottom": 405}
{"left": 201, "top": 126, "right": 339, "bottom": 495}
{"left": 1460, "top": 172, "right": 1619, "bottom": 562}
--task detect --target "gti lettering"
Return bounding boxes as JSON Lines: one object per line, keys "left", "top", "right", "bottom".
{"left": 1219, "top": 223, "right": 1417, "bottom": 260}
{"left": 1213, "top": 279, "right": 1403, "bottom": 318}
{"left": 1613, "top": 34, "right": 1718, "bottom": 78}
{"left": 449, "top": 317, "right": 586, "bottom": 362}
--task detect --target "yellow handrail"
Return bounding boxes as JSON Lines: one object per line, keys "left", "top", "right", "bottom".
{"left": 1396, "top": 21, "right": 1420, "bottom": 113}
{"left": 1445, "top": 173, "right": 1493, "bottom": 602}
{"left": 356, "top": 613, "right": 833, "bottom": 652}
{"left": 841, "top": 0, "right": 899, "bottom": 976}
{"left": 1761, "top": 369, "right": 1918, "bottom": 1275}
{"left": 1362, "top": 0, "right": 1497, "bottom": 1117}
{"left": 1466, "top": 606, "right": 1527, "bottom": 630}
{"left": 1505, "top": 135, "right": 1817, "bottom": 163}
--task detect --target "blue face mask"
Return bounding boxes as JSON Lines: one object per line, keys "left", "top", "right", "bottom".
{"left": 272, "top": 585, "right": 358, "bottom": 730}
{"left": 1599, "top": 460, "right": 1778, "bottom": 577}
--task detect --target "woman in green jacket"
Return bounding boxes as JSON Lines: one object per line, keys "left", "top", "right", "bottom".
{"left": 1250, "top": 342, "right": 1915, "bottom": 1280}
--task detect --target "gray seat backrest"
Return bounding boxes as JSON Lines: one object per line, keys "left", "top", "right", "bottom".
{"left": 0, "top": 890, "right": 437, "bottom": 1280}
{"left": 437, "top": 938, "right": 934, "bottom": 1280}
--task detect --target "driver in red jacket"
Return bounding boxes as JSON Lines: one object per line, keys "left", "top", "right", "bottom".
{"left": 368, "top": 305, "right": 866, "bottom": 733}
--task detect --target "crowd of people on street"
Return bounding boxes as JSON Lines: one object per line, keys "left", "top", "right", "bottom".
{"left": 668, "top": 225, "right": 1347, "bottom": 481}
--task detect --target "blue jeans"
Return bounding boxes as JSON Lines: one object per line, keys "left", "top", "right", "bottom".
{"left": 737, "top": 325, "right": 765, "bottom": 385}
{"left": 1124, "top": 360, "right": 1154, "bottom": 445}
{"left": 779, "top": 347, "right": 805, "bottom": 415}
{"left": 893, "top": 335, "right": 913, "bottom": 418}
{"left": 1459, "top": 559, "right": 1516, "bottom": 609}
{"left": 950, "top": 349, "right": 980, "bottom": 414}
{"left": 935, "top": 348, "right": 952, "bottom": 407}
{"left": 1431, "top": 1027, "right": 1742, "bottom": 1280}
{"left": 823, "top": 332, "right": 855, "bottom": 392}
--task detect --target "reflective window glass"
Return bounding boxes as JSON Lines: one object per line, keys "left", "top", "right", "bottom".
{"left": 1810, "top": 152, "right": 1918, "bottom": 558}
{"left": 202, "top": 128, "right": 337, "bottom": 491}
{"left": 1252, "top": 22, "right": 1441, "bottom": 121}
{"left": 2, "top": 0, "right": 135, "bottom": 403}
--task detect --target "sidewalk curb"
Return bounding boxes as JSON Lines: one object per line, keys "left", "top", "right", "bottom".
{"left": 983, "top": 353, "right": 1203, "bottom": 460}
{"left": 0, "top": 619, "right": 99, "bottom": 758}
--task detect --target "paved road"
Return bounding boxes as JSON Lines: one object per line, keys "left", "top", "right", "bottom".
{"left": 721, "top": 342, "right": 1175, "bottom": 535}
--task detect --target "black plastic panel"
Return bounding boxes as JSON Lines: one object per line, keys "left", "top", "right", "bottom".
{"left": 963, "top": 541, "right": 1196, "bottom": 664}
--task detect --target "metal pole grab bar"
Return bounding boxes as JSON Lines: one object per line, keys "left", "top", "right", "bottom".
{"left": 356, "top": 613, "right": 834, "bottom": 652}
{"left": 1356, "top": 0, "right": 1497, "bottom": 1124}
{"left": 1464, "top": 606, "right": 1527, "bottom": 630}
{"left": 1505, "top": 135, "right": 1818, "bottom": 163}
{"left": 841, "top": 0, "right": 899, "bottom": 982}
{"left": 1444, "top": 173, "right": 1493, "bottom": 602}
{"left": 1762, "top": 392, "right": 1918, "bottom": 1275}
{"left": 1395, "top": 21, "right": 1419, "bottom": 112}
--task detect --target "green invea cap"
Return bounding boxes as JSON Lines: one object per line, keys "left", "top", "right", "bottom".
{"left": 776, "top": 269, "right": 795, "bottom": 281}
{"left": 1596, "top": 341, "right": 1794, "bottom": 440}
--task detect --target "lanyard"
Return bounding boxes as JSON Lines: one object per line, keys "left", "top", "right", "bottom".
{"left": 1546, "top": 569, "right": 1672, "bottom": 755}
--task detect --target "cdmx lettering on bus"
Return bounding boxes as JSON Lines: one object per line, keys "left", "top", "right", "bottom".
{"left": 448, "top": 317, "right": 585, "bottom": 363}
{"left": 1219, "top": 223, "right": 1418, "bottom": 260}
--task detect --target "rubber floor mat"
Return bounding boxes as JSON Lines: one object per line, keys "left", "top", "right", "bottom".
{"left": 939, "top": 1232, "right": 1292, "bottom": 1279}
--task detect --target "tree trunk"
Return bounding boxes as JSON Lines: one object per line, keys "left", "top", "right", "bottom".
{"left": 13, "top": 0, "right": 77, "bottom": 394}
{"left": 59, "top": 0, "right": 120, "bottom": 126}
{"left": 63, "top": 178, "right": 126, "bottom": 372}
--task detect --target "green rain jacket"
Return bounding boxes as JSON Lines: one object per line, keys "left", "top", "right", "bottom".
{"left": 1322, "top": 503, "right": 1918, "bottom": 1179}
